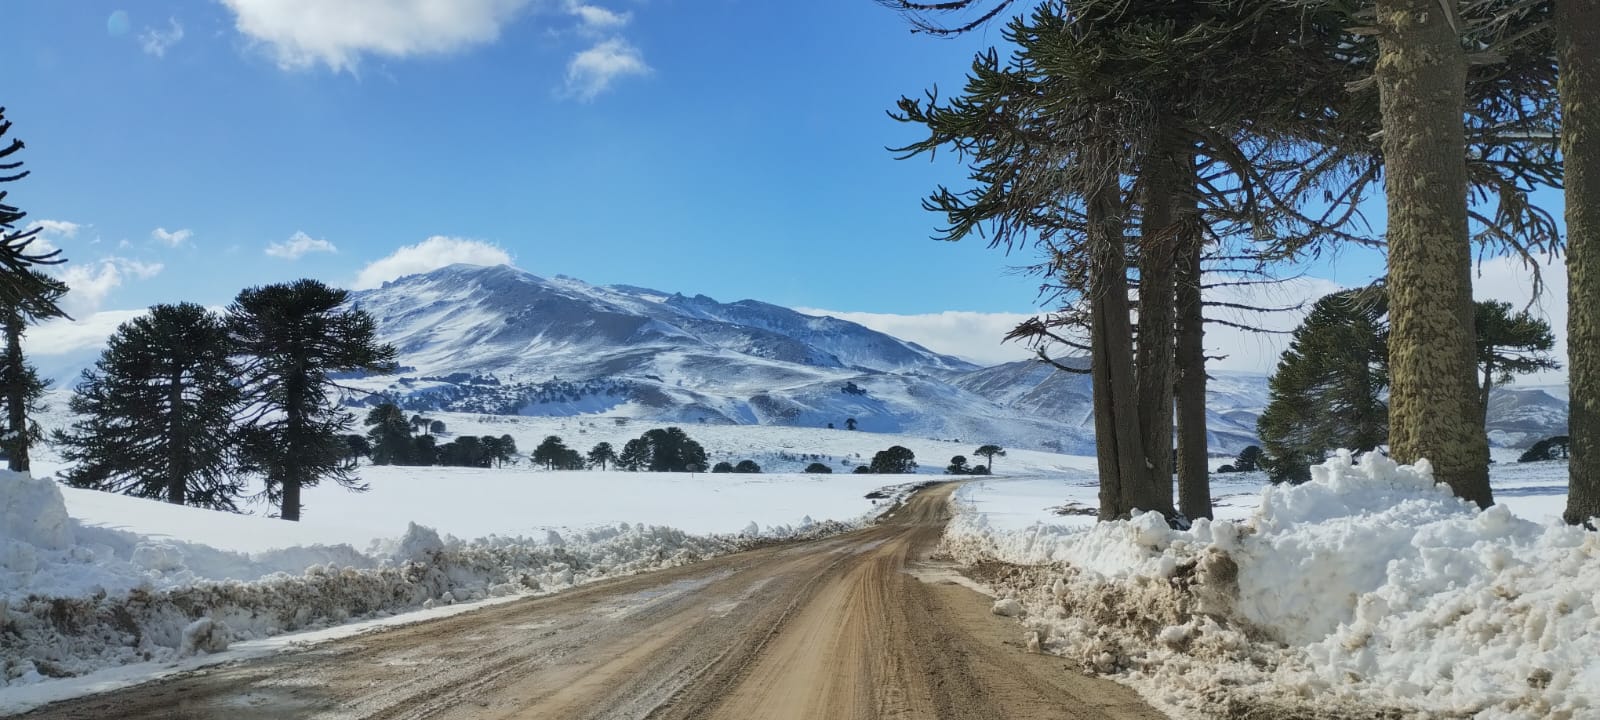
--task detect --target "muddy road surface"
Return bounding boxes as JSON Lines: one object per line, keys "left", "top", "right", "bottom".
{"left": 20, "top": 483, "right": 1165, "bottom": 720}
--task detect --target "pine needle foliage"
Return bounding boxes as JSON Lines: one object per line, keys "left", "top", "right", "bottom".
{"left": 56, "top": 303, "right": 246, "bottom": 510}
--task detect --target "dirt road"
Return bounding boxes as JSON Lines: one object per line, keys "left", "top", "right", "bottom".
{"left": 19, "top": 483, "right": 1166, "bottom": 720}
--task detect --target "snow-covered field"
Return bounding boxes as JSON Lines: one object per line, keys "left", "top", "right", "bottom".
{"left": 946, "top": 454, "right": 1592, "bottom": 719}
{"left": 6, "top": 412, "right": 1017, "bottom": 709}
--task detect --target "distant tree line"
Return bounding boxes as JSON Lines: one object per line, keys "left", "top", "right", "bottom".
{"left": 359, "top": 402, "right": 517, "bottom": 468}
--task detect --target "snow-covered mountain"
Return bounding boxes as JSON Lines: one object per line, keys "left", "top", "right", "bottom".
{"left": 341, "top": 264, "right": 1099, "bottom": 454}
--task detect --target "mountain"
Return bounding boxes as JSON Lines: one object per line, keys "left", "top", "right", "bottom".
{"left": 1485, "top": 387, "right": 1570, "bottom": 448}
{"left": 340, "top": 264, "right": 1099, "bottom": 454}
{"left": 950, "top": 360, "right": 1268, "bottom": 453}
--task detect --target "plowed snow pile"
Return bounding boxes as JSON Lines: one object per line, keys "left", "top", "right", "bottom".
{"left": 0, "top": 470, "right": 878, "bottom": 692}
{"left": 945, "top": 452, "right": 1599, "bottom": 719}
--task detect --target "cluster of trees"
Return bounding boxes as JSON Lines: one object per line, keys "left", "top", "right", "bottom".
{"left": 946, "top": 445, "right": 1005, "bottom": 475}
{"left": 1257, "top": 288, "right": 1558, "bottom": 483}
{"left": 1215, "top": 446, "right": 1264, "bottom": 475}
{"left": 711, "top": 459, "right": 762, "bottom": 473}
{"left": 883, "top": 1, "right": 1596, "bottom": 526}
{"left": 53, "top": 286, "right": 395, "bottom": 519}
{"left": 526, "top": 427, "right": 711, "bottom": 473}
{"left": 361, "top": 403, "right": 516, "bottom": 468}
{"left": 853, "top": 445, "right": 916, "bottom": 474}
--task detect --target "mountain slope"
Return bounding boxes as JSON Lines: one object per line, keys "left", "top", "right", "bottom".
{"left": 342, "top": 264, "right": 1090, "bottom": 453}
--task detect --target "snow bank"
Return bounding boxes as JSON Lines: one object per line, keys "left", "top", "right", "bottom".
{"left": 0, "top": 469, "right": 885, "bottom": 693}
{"left": 945, "top": 452, "right": 1599, "bottom": 719}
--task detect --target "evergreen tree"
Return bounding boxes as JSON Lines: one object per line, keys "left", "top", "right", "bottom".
{"left": 56, "top": 303, "right": 244, "bottom": 510}
{"left": 869, "top": 446, "right": 917, "bottom": 474}
{"left": 639, "top": 427, "right": 708, "bottom": 472}
{"left": 1474, "top": 301, "right": 1560, "bottom": 421}
{"left": 533, "top": 435, "right": 570, "bottom": 470}
{"left": 429, "top": 419, "right": 446, "bottom": 434}
{"left": 412, "top": 434, "right": 439, "bottom": 465}
{"left": 617, "top": 437, "right": 648, "bottom": 471}
{"left": 486, "top": 434, "right": 517, "bottom": 467}
{"left": 229, "top": 280, "right": 396, "bottom": 521}
{"left": 1234, "top": 446, "right": 1264, "bottom": 473}
{"left": 1519, "top": 436, "right": 1571, "bottom": 463}
{"left": 845, "top": 417, "right": 857, "bottom": 431}
{"left": 734, "top": 459, "right": 762, "bottom": 473}
{"left": 1257, "top": 288, "right": 1390, "bottom": 483}
{"left": 973, "top": 444, "right": 1004, "bottom": 471}
{"left": 0, "top": 107, "right": 68, "bottom": 319}
{"left": 587, "top": 441, "right": 617, "bottom": 470}
{"left": 364, "top": 402, "right": 413, "bottom": 466}
{"left": 1, "top": 270, "right": 65, "bottom": 472}
{"left": 711, "top": 461, "right": 734, "bottom": 473}
{"left": 804, "top": 462, "right": 832, "bottom": 474}
{"left": 342, "top": 434, "right": 372, "bottom": 463}
{"left": 946, "top": 455, "right": 970, "bottom": 475}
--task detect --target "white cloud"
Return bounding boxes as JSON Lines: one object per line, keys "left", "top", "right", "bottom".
{"left": 220, "top": 0, "right": 535, "bottom": 73}
{"left": 798, "top": 274, "right": 1346, "bottom": 372}
{"left": 140, "top": 17, "right": 185, "bottom": 57}
{"left": 151, "top": 227, "right": 193, "bottom": 247}
{"left": 567, "top": 1, "right": 629, "bottom": 33}
{"left": 56, "top": 258, "right": 165, "bottom": 317}
{"left": 794, "top": 308, "right": 1041, "bottom": 367}
{"left": 564, "top": 37, "right": 649, "bottom": 101}
{"left": 22, "top": 219, "right": 81, "bottom": 256}
{"left": 265, "top": 231, "right": 337, "bottom": 260}
{"left": 354, "top": 236, "right": 512, "bottom": 289}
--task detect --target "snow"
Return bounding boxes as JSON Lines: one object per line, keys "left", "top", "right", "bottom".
{"left": 0, "top": 444, "right": 928, "bottom": 706}
{"left": 946, "top": 452, "right": 1595, "bottom": 719}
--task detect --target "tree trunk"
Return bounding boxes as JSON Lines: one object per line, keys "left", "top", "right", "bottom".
{"left": 4, "top": 316, "right": 28, "bottom": 473}
{"left": 1136, "top": 142, "right": 1179, "bottom": 513}
{"left": 167, "top": 369, "right": 186, "bottom": 506}
{"left": 1479, "top": 360, "right": 1495, "bottom": 435}
{"left": 1086, "top": 175, "right": 1162, "bottom": 520}
{"left": 1174, "top": 153, "right": 1211, "bottom": 521}
{"left": 1375, "top": 0, "right": 1493, "bottom": 508}
{"left": 1560, "top": 0, "right": 1600, "bottom": 527}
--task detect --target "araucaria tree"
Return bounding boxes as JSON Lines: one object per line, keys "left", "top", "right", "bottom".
{"left": 364, "top": 402, "right": 413, "bottom": 466}
{"left": 57, "top": 304, "right": 245, "bottom": 510}
{"left": 1257, "top": 288, "right": 1390, "bottom": 483}
{"left": 0, "top": 109, "right": 70, "bottom": 472}
{"left": 587, "top": 441, "right": 617, "bottom": 470}
{"left": 1474, "top": 301, "right": 1559, "bottom": 422}
{"left": 229, "top": 280, "right": 396, "bottom": 521}
{"left": 973, "top": 444, "right": 1004, "bottom": 470}
{"left": 1561, "top": 0, "right": 1600, "bottom": 527}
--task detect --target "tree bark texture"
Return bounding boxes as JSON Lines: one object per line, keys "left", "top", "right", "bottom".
{"left": 1087, "top": 177, "right": 1162, "bottom": 519}
{"left": 1173, "top": 154, "right": 1211, "bottom": 521}
{"left": 1560, "top": 0, "right": 1600, "bottom": 526}
{"left": 1375, "top": 0, "right": 1493, "bottom": 508}
{"left": 1136, "top": 142, "right": 1179, "bottom": 511}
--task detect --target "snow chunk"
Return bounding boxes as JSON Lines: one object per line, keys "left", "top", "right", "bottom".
{"left": 991, "top": 598, "right": 1023, "bottom": 617}
{"left": 179, "top": 618, "right": 231, "bottom": 657}
{"left": 393, "top": 523, "right": 445, "bottom": 564}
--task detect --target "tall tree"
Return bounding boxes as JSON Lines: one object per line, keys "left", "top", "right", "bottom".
{"left": 56, "top": 304, "right": 244, "bottom": 510}
{"left": 533, "top": 435, "right": 570, "bottom": 470}
{"left": 0, "top": 107, "right": 68, "bottom": 319}
{"left": 1374, "top": 0, "right": 1492, "bottom": 507}
{"left": 640, "top": 427, "right": 708, "bottom": 472}
{"left": 973, "top": 444, "right": 1005, "bottom": 470}
{"left": 364, "top": 402, "right": 413, "bottom": 466}
{"left": 2, "top": 271, "right": 66, "bottom": 471}
{"left": 587, "top": 441, "right": 617, "bottom": 470}
{"left": 229, "top": 280, "right": 396, "bottom": 521}
{"left": 1561, "top": 0, "right": 1600, "bottom": 527}
{"left": 617, "top": 437, "right": 648, "bottom": 471}
{"left": 1474, "top": 300, "right": 1560, "bottom": 420}
{"left": 1257, "top": 288, "right": 1391, "bottom": 483}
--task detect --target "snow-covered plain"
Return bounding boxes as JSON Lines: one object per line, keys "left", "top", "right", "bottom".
{"left": 6, "top": 413, "right": 1014, "bottom": 707}
{"left": 946, "top": 454, "right": 1592, "bottom": 719}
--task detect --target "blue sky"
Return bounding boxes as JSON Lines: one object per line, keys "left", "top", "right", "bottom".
{"left": 6, "top": 1, "right": 1071, "bottom": 315}
{"left": 4, "top": 1, "right": 1567, "bottom": 375}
